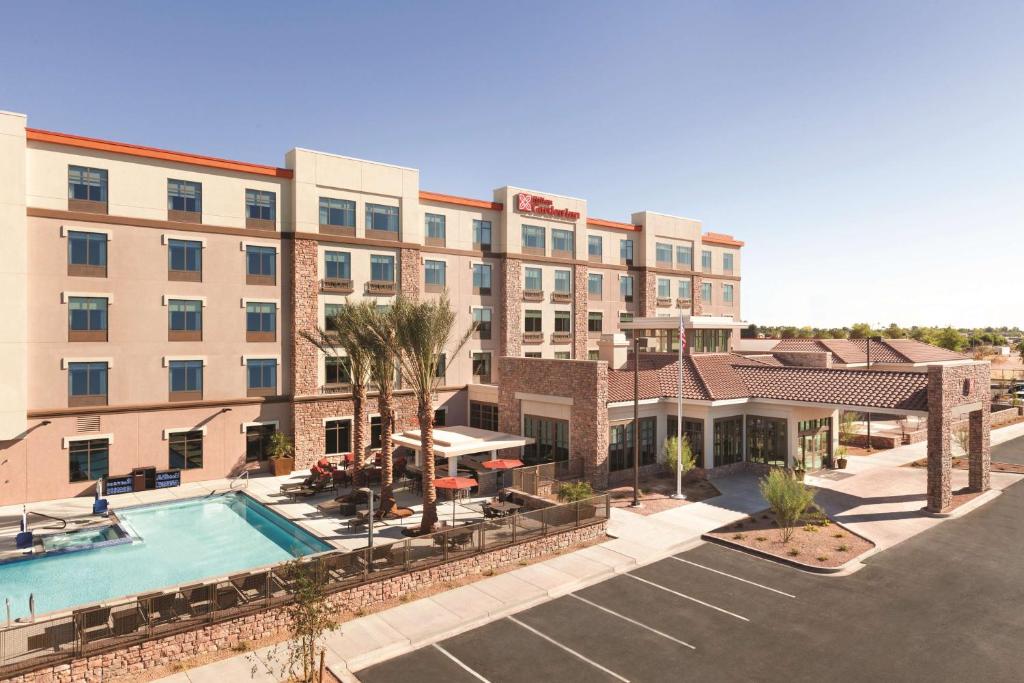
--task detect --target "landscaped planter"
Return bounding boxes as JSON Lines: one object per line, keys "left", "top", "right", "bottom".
{"left": 271, "top": 456, "right": 295, "bottom": 477}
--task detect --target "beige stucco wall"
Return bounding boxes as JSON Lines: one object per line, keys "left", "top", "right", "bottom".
{"left": 0, "top": 111, "right": 28, "bottom": 440}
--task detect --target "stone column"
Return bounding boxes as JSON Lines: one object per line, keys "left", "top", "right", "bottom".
{"left": 572, "top": 264, "right": 588, "bottom": 359}
{"left": 926, "top": 365, "right": 953, "bottom": 512}
{"left": 290, "top": 238, "right": 320, "bottom": 398}
{"left": 692, "top": 274, "right": 704, "bottom": 315}
{"left": 637, "top": 268, "right": 657, "bottom": 317}
{"left": 500, "top": 257, "right": 522, "bottom": 362}
{"left": 968, "top": 406, "right": 991, "bottom": 492}
{"left": 399, "top": 247, "right": 420, "bottom": 298}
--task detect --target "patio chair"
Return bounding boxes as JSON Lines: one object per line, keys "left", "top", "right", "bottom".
{"left": 139, "top": 591, "right": 177, "bottom": 624}
{"left": 290, "top": 476, "right": 330, "bottom": 500}
{"left": 230, "top": 572, "right": 268, "bottom": 603}
{"left": 77, "top": 606, "right": 114, "bottom": 641}
{"left": 215, "top": 583, "right": 242, "bottom": 611}
{"left": 180, "top": 584, "right": 214, "bottom": 616}
{"left": 279, "top": 473, "right": 315, "bottom": 494}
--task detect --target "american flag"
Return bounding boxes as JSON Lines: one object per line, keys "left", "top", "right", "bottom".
{"left": 679, "top": 316, "right": 687, "bottom": 351}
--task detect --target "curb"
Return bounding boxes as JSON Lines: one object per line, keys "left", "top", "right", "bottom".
{"left": 921, "top": 488, "right": 1001, "bottom": 518}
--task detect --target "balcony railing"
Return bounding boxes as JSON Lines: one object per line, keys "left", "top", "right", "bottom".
{"left": 522, "top": 289, "right": 544, "bottom": 302}
{"left": 676, "top": 298, "right": 692, "bottom": 308}
{"left": 550, "top": 291, "right": 572, "bottom": 304}
{"left": 656, "top": 297, "right": 673, "bottom": 307}
{"left": 320, "top": 383, "right": 352, "bottom": 395}
{"left": 365, "top": 280, "right": 397, "bottom": 296}
{"left": 523, "top": 331, "right": 544, "bottom": 344}
{"left": 551, "top": 332, "right": 572, "bottom": 344}
{"left": 320, "top": 278, "right": 354, "bottom": 294}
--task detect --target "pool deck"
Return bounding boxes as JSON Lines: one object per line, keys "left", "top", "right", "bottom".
{"left": 0, "top": 472, "right": 494, "bottom": 564}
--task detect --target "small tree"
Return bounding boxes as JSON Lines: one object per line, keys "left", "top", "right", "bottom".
{"left": 838, "top": 411, "right": 857, "bottom": 445}
{"left": 557, "top": 481, "right": 594, "bottom": 502}
{"left": 663, "top": 435, "right": 695, "bottom": 476}
{"left": 269, "top": 432, "right": 294, "bottom": 460}
{"left": 758, "top": 469, "right": 816, "bottom": 542}
{"left": 953, "top": 424, "right": 971, "bottom": 457}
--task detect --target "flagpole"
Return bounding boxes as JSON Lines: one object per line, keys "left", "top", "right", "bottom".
{"left": 672, "top": 313, "right": 687, "bottom": 500}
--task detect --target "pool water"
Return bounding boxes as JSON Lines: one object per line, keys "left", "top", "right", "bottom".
{"left": 0, "top": 493, "right": 331, "bottom": 620}
{"left": 40, "top": 524, "right": 126, "bottom": 552}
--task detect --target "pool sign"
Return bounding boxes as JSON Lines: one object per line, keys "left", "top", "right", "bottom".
{"left": 155, "top": 470, "right": 182, "bottom": 489}
{"left": 104, "top": 475, "right": 134, "bottom": 495}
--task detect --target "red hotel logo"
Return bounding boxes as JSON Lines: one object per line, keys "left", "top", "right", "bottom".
{"left": 516, "top": 193, "right": 580, "bottom": 221}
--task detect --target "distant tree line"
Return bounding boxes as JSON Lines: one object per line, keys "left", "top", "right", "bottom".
{"left": 742, "top": 323, "right": 1023, "bottom": 353}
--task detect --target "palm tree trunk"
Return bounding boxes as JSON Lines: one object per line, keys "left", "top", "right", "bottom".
{"left": 378, "top": 386, "right": 395, "bottom": 514}
{"left": 418, "top": 398, "right": 438, "bottom": 533}
{"left": 352, "top": 382, "right": 367, "bottom": 470}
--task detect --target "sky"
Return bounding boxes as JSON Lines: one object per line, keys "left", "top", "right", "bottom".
{"left": 2, "top": 1, "right": 1021, "bottom": 329}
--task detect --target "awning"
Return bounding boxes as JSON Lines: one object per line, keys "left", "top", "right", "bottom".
{"left": 391, "top": 425, "right": 533, "bottom": 459}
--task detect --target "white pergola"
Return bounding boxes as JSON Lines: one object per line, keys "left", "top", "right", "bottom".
{"left": 391, "top": 425, "right": 534, "bottom": 476}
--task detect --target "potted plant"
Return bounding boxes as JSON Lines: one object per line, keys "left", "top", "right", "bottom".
{"left": 270, "top": 432, "right": 296, "bottom": 477}
{"left": 834, "top": 445, "right": 848, "bottom": 470}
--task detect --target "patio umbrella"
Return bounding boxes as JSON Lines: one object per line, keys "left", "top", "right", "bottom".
{"left": 481, "top": 459, "right": 524, "bottom": 492}
{"left": 433, "top": 476, "right": 477, "bottom": 525}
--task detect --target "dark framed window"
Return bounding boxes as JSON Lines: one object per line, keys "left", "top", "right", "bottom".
{"left": 424, "top": 260, "right": 446, "bottom": 291}
{"left": 246, "top": 302, "right": 276, "bottom": 341}
{"left": 723, "top": 252, "right": 735, "bottom": 273}
{"left": 588, "top": 235, "right": 602, "bottom": 259}
{"left": 524, "top": 352, "right": 542, "bottom": 358}
{"left": 168, "top": 239, "right": 202, "bottom": 281}
{"left": 714, "top": 416, "right": 744, "bottom": 466}
{"left": 620, "top": 239, "right": 634, "bottom": 264}
{"left": 324, "top": 303, "right": 343, "bottom": 333}
{"left": 434, "top": 409, "right": 447, "bottom": 427}
{"left": 588, "top": 350, "right": 599, "bottom": 360}
{"left": 67, "top": 231, "right": 107, "bottom": 277}
{"left": 676, "top": 244, "right": 693, "bottom": 268}
{"left": 701, "top": 250, "right": 712, "bottom": 271}
{"left": 68, "top": 297, "right": 108, "bottom": 342}
{"left": 325, "top": 251, "right": 351, "bottom": 279}
{"left": 167, "top": 179, "right": 202, "bottom": 221}
{"left": 473, "top": 307, "right": 492, "bottom": 339}
{"left": 370, "top": 415, "right": 382, "bottom": 449}
{"left": 608, "top": 417, "right": 657, "bottom": 471}
{"left": 656, "top": 243, "right": 673, "bottom": 265}
{"left": 746, "top": 415, "right": 787, "bottom": 467}
{"left": 435, "top": 352, "right": 447, "bottom": 379}
{"left": 521, "top": 225, "right": 545, "bottom": 252}
{"left": 469, "top": 401, "right": 498, "bottom": 431}
{"left": 554, "top": 270, "right": 571, "bottom": 294}
{"left": 370, "top": 255, "right": 395, "bottom": 282}
{"left": 473, "top": 263, "right": 492, "bottom": 294}
{"left": 619, "top": 313, "right": 634, "bottom": 340}
{"left": 366, "top": 203, "right": 399, "bottom": 233}
{"left": 554, "top": 351, "right": 570, "bottom": 359}
{"left": 326, "top": 419, "right": 352, "bottom": 455}
{"left": 245, "top": 423, "right": 276, "bottom": 461}
{"left": 68, "top": 362, "right": 108, "bottom": 407}
{"left": 687, "top": 328, "right": 731, "bottom": 353}
{"left": 246, "top": 245, "right": 276, "bottom": 284}
{"left": 525, "top": 310, "right": 542, "bottom": 333}
{"left": 554, "top": 310, "right": 571, "bottom": 333}
{"left": 68, "top": 165, "right": 108, "bottom": 212}
{"left": 325, "top": 356, "right": 351, "bottom": 386}
{"left": 425, "top": 213, "right": 446, "bottom": 244}
{"left": 473, "top": 220, "right": 492, "bottom": 250}
{"left": 69, "top": 438, "right": 109, "bottom": 482}
{"left": 588, "top": 273, "right": 603, "bottom": 298}
{"left": 246, "top": 359, "right": 277, "bottom": 396}
{"left": 472, "top": 352, "right": 491, "bottom": 383}
{"left": 620, "top": 275, "right": 634, "bottom": 302}
{"left": 523, "top": 415, "right": 569, "bottom": 466}
{"left": 658, "top": 278, "right": 671, "bottom": 298}
{"left": 246, "top": 189, "right": 276, "bottom": 221}
{"left": 169, "top": 360, "right": 203, "bottom": 400}
{"left": 666, "top": 416, "right": 705, "bottom": 468}
{"left": 588, "top": 312, "right": 603, "bottom": 333}
{"left": 169, "top": 430, "right": 204, "bottom": 470}
{"left": 551, "top": 229, "right": 573, "bottom": 254}
{"left": 168, "top": 299, "right": 202, "bottom": 341}
{"left": 319, "top": 197, "right": 356, "bottom": 227}
{"left": 524, "top": 268, "right": 542, "bottom": 292}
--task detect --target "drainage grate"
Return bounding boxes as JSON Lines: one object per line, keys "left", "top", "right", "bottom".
{"left": 76, "top": 415, "right": 101, "bottom": 432}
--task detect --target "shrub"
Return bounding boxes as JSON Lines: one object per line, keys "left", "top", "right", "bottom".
{"left": 816, "top": 555, "right": 829, "bottom": 562}
{"left": 837, "top": 544, "right": 851, "bottom": 552}
{"left": 557, "top": 481, "right": 594, "bottom": 502}
{"left": 756, "top": 536, "right": 767, "bottom": 542}
{"left": 759, "top": 469, "right": 816, "bottom": 542}
{"left": 788, "top": 548, "right": 800, "bottom": 557}
{"left": 663, "top": 435, "right": 696, "bottom": 475}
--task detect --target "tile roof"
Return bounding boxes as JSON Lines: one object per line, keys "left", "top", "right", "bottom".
{"left": 767, "top": 338, "right": 965, "bottom": 365}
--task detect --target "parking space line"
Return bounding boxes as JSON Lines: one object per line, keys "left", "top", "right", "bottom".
{"left": 568, "top": 593, "right": 696, "bottom": 650}
{"left": 431, "top": 644, "right": 491, "bottom": 682}
{"left": 507, "top": 616, "right": 631, "bottom": 682}
{"left": 672, "top": 557, "right": 797, "bottom": 598}
{"left": 625, "top": 573, "right": 750, "bottom": 622}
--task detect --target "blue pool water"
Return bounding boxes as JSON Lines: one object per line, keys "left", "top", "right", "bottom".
{"left": 0, "top": 493, "right": 331, "bottom": 620}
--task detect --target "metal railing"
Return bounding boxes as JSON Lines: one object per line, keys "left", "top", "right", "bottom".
{"left": 0, "top": 494, "right": 608, "bottom": 679}
{"left": 512, "top": 460, "right": 585, "bottom": 495}
{"left": 230, "top": 471, "right": 249, "bottom": 490}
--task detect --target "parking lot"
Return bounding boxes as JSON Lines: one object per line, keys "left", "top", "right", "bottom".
{"left": 357, "top": 435, "right": 1024, "bottom": 682}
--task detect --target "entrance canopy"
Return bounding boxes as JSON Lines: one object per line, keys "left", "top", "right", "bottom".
{"left": 392, "top": 425, "right": 533, "bottom": 457}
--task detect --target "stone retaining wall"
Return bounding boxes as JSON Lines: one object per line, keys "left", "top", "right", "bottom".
{"left": 7, "top": 522, "right": 607, "bottom": 683}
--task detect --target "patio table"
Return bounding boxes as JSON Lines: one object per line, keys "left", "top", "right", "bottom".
{"left": 484, "top": 501, "right": 522, "bottom": 517}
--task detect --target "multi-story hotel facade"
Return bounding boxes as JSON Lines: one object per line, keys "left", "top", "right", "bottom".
{"left": 0, "top": 110, "right": 746, "bottom": 504}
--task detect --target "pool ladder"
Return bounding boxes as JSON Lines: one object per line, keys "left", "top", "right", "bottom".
{"left": 229, "top": 470, "right": 250, "bottom": 491}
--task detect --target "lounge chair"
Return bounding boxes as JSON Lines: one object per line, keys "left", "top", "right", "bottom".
{"left": 77, "top": 606, "right": 114, "bottom": 641}
{"left": 180, "top": 584, "right": 214, "bottom": 616}
{"left": 289, "top": 476, "right": 330, "bottom": 500}
{"left": 230, "top": 572, "right": 268, "bottom": 602}
{"left": 139, "top": 592, "right": 177, "bottom": 624}
{"left": 279, "top": 473, "right": 315, "bottom": 494}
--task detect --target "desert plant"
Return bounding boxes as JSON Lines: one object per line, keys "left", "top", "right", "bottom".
{"left": 758, "top": 469, "right": 816, "bottom": 542}
{"left": 839, "top": 411, "right": 857, "bottom": 445}
{"left": 269, "top": 432, "right": 294, "bottom": 460}
{"left": 663, "top": 435, "right": 696, "bottom": 476}
{"left": 356, "top": 304, "right": 401, "bottom": 509}
{"left": 953, "top": 424, "right": 971, "bottom": 457}
{"left": 557, "top": 481, "right": 594, "bottom": 502}
{"left": 837, "top": 544, "right": 851, "bottom": 552}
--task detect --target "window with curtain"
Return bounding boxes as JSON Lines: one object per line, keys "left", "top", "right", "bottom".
{"left": 366, "top": 203, "right": 399, "bottom": 232}
{"left": 319, "top": 197, "right": 356, "bottom": 226}
{"left": 370, "top": 255, "right": 395, "bottom": 282}
{"left": 522, "top": 225, "right": 545, "bottom": 250}
{"left": 246, "top": 189, "right": 276, "bottom": 220}
{"left": 554, "top": 270, "right": 571, "bottom": 293}
{"left": 551, "top": 229, "right": 573, "bottom": 253}
{"left": 473, "top": 219, "right": 492, "bottom": 249}
{"left": 473, "top": 263, "right": 492, "bottom": 293}
{"left": 524, "top": 267, "right": 542, "bottom": 291}
{"left": 325, "top": 251, "right": 351, "bottom": 279}
{"left": 68, "top": 166, "right": 107, "bottom": 202}
{"left": 167, "top": 179, "right": 202, "bottom": 213}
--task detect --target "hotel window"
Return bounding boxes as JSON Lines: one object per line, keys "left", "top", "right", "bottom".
{"left": 245, "top": 189, "right": 276, "bottom": 229}
{"left": 551, "top": 229, "right": 573, "bottom": 255}
{"left": 657, "top": 278, "right": 670, "bottom": 298}
{"left": 701, "top": 281, "right": 712, "bottom": 303}
{"left": 469, "top": 401, "right": 499, "bottom": 431}
{"left": 688, "top": 328, "right": 731, "bottom": 353}
{"left": 608, "top": 418, "right": 657, "bottom": 471}
{"left": 68, "top": 296, "right": 108, "bottom": 342}
{"left": 324, "top": 303, "right": 344, "bottom": 333}
{"left": 588, "top": 273, "right": 603, "bottom": 299}
{"left": 472, "top": 263, "right": 492, "bottom": 295}
{"left": 588, "top": 235, "right": 602, "bottom": 260}
{"left": 554, "top": 351, "right": 570, "bottom": 360}
{"left": 656, "top": 243, "right": 673, "bottom": 266}
{"left": 588, "top": 311, "right": 603, "bottom": 334}
{"left": 588, "top": 350, "right": 599, "bottom": 360}
{"left": 168, "top": 239, "right": 202, "bottom": 281}
{"left": 424, "top": 260, "right": 446, "bottom": 292}
{"left": 620, "top": 275, "right": 634, "bottom": 302}
{"left": 319, "top": 197, "right": 356, "bottom": 229}
{"left": 245, "top": 423, "right": 276, "bottom": 461}
{"left": 554, "top": 310, "right": 571, "bottom": 333}
{"left": 678, "top": 279, "right": 692, "bottom": 301}
{"left": 370, "top": 255, "right": 395, "bottom": 282}
{"left": 620, "top": 239, "right": 634, "bottom": 265}
{"left": 325, "top": 251, "right": 351, "bottom": 280}
{"left": 246, "top": 245, "right": 276, "bottom": 285}
{"left": 168, "top": 360, "right": 203, "bottom": 400}
{"left": 714, "top": 416, "right": 744, "bottom": 466}
{"left": 325, "top": 356, "right": 351, "bottom": 386}
{"left": 435, "top": 352, "right": 447, "bottom": 379}
{"left": 554, "top": 269, "right": 571, "bottom": 294}
{"left": 68, "top": 165, "right": 108, "bottom": 212}
{"left": 746, "top": 416, "right": 787, "bottom": 467}
{"left": 67, "top": 230, "right": 108, "bottom": 277}
{"left": 676, "top": 245, "right": 693, "bottom": 268}
{"left": 68, "top": 361, "right": 108, "bottom": 407}
{"left": 366, "top": 203, "right": 400, "bottom": 234}
{"left": 167, "top": 179, "right": 202, "bottom": 222}
{"left": 472, "top": 351, "right": 492, "bottom": 383}
{"left": 168, "top": 299, "right": 202, "bottom": 341}
{"left": 425, "top": 213, "right": 446, "bottom": 245}
{"left": 473, "top": 219, "right": 492, "bottom": 250}
{"left": 370, "top": 416, "right": 382, "bottom": 449}
{"left": 473, "top": 307, "right": 492, "bottom": 339}
{"left": 701, "top": 249, "right": 712, "bottom": 272}
{"left": 69, "top": 438, "right": 109, "bottom": 482}
{"left": 723, "top": 283, "right": 734, "bottom": 304}
{"left": 522, "top": 414, "right": 569, "bottom": 466}
{"left": 723, "top": 253, "right": 734, "bottom": 273}
{"left": 246, "top": 359, "right": 277, "bottom": 396}
{"left": 524, "top": 267, "right": 542, "bottom": 292}
{"left": 435, "top": 408, "right": 448, "bottom": 427}
{"left": 619, "top": 312, "right": 633, "bottom": 340}
{"left": 524, "top": 310, "right": 542, "bottom": 333}
{"left": 169, "top": 430, "right": 204, "bottom": 470}
{"left": 666, "top": 416, "right": 705, "bottom": 468}
{"left": 521, "top": 225, "right": 545, "bottom": 253}
{"left": 325, "top": 419, "right": 352, "bottom": 456}
{"left": 246, "top": 302, "right": 277, "bottom": 341}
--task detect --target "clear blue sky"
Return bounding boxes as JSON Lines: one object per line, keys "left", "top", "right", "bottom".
{"left": 3, "top": 1, "right": 1021, "bottom": 329}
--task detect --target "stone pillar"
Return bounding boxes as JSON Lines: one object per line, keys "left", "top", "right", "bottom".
{"left": 704, "top": 414, "right": 716, "bottom": 469}
{"left": 692, "top": 274, "right": 704, "bottom": 315}
{"left": 572, "top": 264, "right": 588, "bottom": 359}
{"left": 500, "top": 257, "right": 522, "bottom": 362}
{"left": 637, "top": 268, "right": 657, "bottom": 317}
{"left": 400, "top": 247, "right": 420, "bottom": 298}
{"left": 926, "top": 365, "right": 953, "bottom": 512}
{"left": 290, "top": 238, "right": 320, "bottom": 398}
{"left": 968, "top": 407, "right": 991, "bottom": 492}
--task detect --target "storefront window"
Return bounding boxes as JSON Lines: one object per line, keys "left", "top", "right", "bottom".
{"left": 746, "top": 415, "right": 787, "bottom": 467}
{"left": 522, "top": 415, "right": 568, "bottom": 465}
{"left": 666, "top": 416, "right": 704, "bottom": 468}
{"left": 608, "top": 417, "right": 657, "bottom": 471}
{"left": 713, "top": 416, "right": 743, "bottom": 466}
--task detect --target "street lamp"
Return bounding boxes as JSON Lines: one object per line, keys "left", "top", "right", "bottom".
{"left": 671, "top": 313, "right": 687, "bottom": 500}
{"left": 632, "top": 333, "right": 642, "bottom": 508}
{"left": 358, "top": 486, "right": 374, "bottom": 553}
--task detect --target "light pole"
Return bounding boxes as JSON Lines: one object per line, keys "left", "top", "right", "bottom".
{"left": 631, "top": 333, "right": 641, "bottom": 508}
{"left": 359, "top": 486, "right": 374, "bottom": 553}
{"left": 672, "top": 314, "right": 687, "bottom": 500}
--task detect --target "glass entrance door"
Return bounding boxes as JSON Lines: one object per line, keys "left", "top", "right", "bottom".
{"left": 798, "top": 418, "right": 832, "bottom": 470}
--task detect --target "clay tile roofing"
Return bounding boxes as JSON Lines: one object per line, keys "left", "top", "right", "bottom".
{"left": 768, "top": 338, "right": 966, "bottom": 365}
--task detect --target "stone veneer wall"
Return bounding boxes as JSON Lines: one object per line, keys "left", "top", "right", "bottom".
{"left": 400, "top": 248, "right": 420, "bottom": 298}
{"left": 497, "top": 357, "right": 610, "bottom": 489}
{"left": 9, "top": 522, "right": 606, "bottom": 683}
{"left": 290, "top": 238, "right": 320, "bottom": 397}
{"left": 692, "top": 274, "right": 704, "bottom": 315}
{"left": 572, "top": 264, "right": 589, "bottom": 359}
{"left": 638, "top": 268, "right": 657, "bottom": 317}
{"left": 500, "top": 258, "right": 522, "bottom": 366}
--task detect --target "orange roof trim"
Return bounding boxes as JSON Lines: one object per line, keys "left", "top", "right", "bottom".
{"left": 26, "top": 128, "right": 294, "bottom": 179}
{"left": 419, "top": 190, "right": 503, "bottom": 211}
{"left": 702, "top": 231, "right": 744, "bottom": 247}
{"left": 587, "top": 217, "right": 642, "bottom": 232}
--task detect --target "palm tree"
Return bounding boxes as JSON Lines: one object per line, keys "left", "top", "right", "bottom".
{"left": 300, "top": 301, "right": 374, "bottom": 469}
{"left": 393, "top": 294, "right": 474, "bottom": 533}
{"left": 355, "top": 304, "right": 400, "bottom": 512}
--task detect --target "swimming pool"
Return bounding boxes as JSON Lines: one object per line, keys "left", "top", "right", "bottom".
{"left": 0, "top": 493, "right": 331, "bottom": 620}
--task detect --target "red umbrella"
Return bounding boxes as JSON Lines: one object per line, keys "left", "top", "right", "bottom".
{"left": 434, "top": 476, "right": 477, "bottom": 524}
{"left": 481, "top": 459, "right": 524, "bottom": 470}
